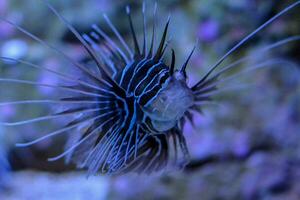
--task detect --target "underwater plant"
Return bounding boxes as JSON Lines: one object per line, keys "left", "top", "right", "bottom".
{"left": 0, "top": 0, "right": 299, "bottom": 176}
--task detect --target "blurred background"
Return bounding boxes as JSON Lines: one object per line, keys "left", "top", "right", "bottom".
{"left": 0, "top": 0, "right": 300, "bottom": 199}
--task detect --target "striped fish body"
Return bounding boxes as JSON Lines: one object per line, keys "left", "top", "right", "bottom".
{"left": 118, "top": 57, "right": 194, "bottom": 129}
{"left": 71, "top": 53, "right": 194, "bottom": 174}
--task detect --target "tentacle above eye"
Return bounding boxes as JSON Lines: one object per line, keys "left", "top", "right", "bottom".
{"left": 192, "top": 59, "right": 298, "bottom": 102}
{"left": 193, "top": 1, "right": 300, "bottom": 89}
{"left": 192, "top": 35, "right": 300, "bottom": 92}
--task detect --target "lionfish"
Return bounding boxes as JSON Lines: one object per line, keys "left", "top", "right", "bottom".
{"left": 0, "top": 1, "right": 299, "bottom": 175}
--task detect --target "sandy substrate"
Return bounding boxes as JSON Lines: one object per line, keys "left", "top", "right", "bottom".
{"left": 0, "top": 171, "right": 109, "bottom": 200}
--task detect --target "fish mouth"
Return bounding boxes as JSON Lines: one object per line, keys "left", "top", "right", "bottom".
{"left": 151, "top": 119, "right": 177, "bottom": 132}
